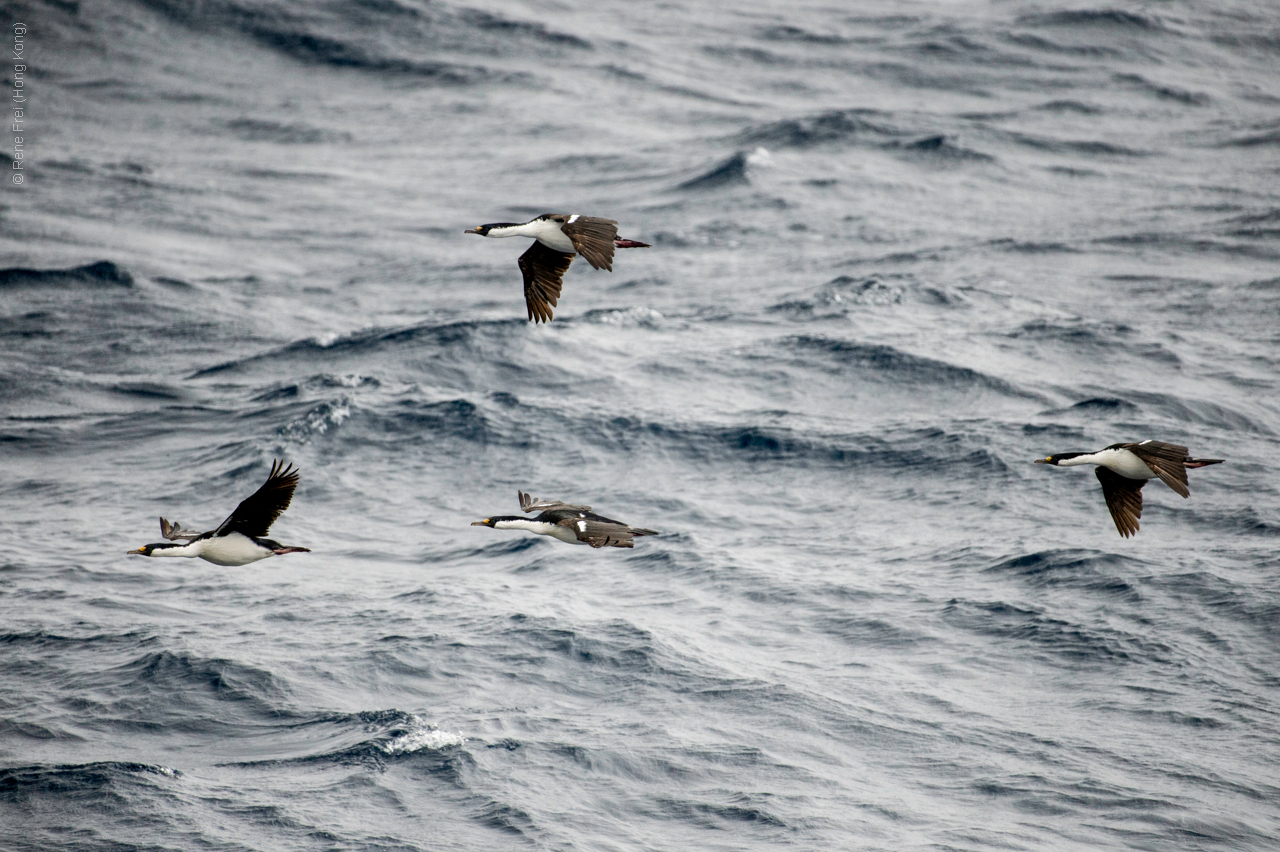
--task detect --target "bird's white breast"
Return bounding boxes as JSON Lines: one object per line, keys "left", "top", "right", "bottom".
{"left": 196, "top": 533, "right": 274, "bottom": 566}
{"left": 531, "top": 220, "right": 575, "bottom": 254}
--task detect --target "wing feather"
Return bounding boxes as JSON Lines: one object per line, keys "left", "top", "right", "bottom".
{"left": 1125, "top": 440, "right": 1191, "bottom": 497}
{"left": 159, "top": 517, "right": 204, "bottom": 541}
{"left": 518, "top": 241, "right": 574, "bottom": 323}
{"left": 560, "top": 216, "right": 619, "bottom": 271}
{"left": 214, "top": 460, "right": 301, "bottom": 538}
{"left": 518, "top": 490, "right": 591, "bottom": 513}
{"left": 1095, "top": 466, "right": 1145, "bottom": 538}
{"left": 556, "top": 517, "right": 641, "bottom": 548}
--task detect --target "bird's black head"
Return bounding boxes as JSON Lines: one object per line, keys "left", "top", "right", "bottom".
{"left": 471, "top": 515, "right": 522, "bottom": 527}
{"left": 464, "top": 223, "right": 520, "bottom": 236}
{"left": 127, "top": 542, "right": 182, "bottom": 556}
{"left": 1034, "top": 452, "right": 1086, "bottom": 466}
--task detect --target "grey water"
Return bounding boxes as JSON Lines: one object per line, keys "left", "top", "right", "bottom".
{"left": 2, "top": 1, "right": 1280, "bottom": 849}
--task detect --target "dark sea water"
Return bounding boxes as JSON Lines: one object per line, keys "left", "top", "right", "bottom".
{"left": 3, "top": 1, "right": 1280, "bottom": 849}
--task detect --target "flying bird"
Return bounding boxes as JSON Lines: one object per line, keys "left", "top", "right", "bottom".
{"left": 466, "top": 214, "right": 650, "bottom": 322}
{"left": 128, "top": 460, "right": 311, "bottom": 565}
{"left": 1035, "top": 440, "right": 1223, "bottom": 537}
{"left": 472, "top": 490, "right": 658, "bottom": 548}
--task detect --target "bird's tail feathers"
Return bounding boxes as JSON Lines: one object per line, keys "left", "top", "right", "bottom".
{"left": 613, "top": 239, "right": 650, "bottom": 249}
{"left": 1185, "top": 458, "right": 1224, "bottom": 468}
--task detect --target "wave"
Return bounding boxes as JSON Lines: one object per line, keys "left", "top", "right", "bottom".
{"left": 575, "top": 417, "right": 1013, "bottom": 474}
{"left": 982, "top": 549, "right": 1143, "bottom": 601}
{"left": 1033, "top": 99, "right": 1104, "bottom": 114}
{"left": 942, "top": 598, "right": 1175, "bottom": 666}
{"left": 191, "top": 316, "right": 530, "bottom": 379}
{"left": 776, "top": 335, "right": 1040, "bottom": 398}
{"left": 0, "top": 629, "right": 155, "bottom": 650}
{"left": 218, "top": 117, "right": 350, "bottom": 144}
{"left": 1005, "top": 131, "right": 1148, "bottom": 157}
{"left": 0, "top": 261, "right": 133, "bottom": 288}
{"left": 1016, "top": 9, "right": 1169, "bottom": 32}
{"left": 1007, "top": 319, "right": 1181, "bottom": 365}
{"left": 738, "top": 108, "right": 900, "bottom": 148}
{"left": 1113, "top": 73, "right": 1211, "bottom": 106}
{"left": 221, "top": 709, "right": 467, "bottom": 769}
{"left": 886, "top": 134, "right": 995, "bottom": 162}
{"left": 499, "top": 614, "right": 662, "bottom": 674}
{"left": 1224, "top": 128, "right": 1280, "bottom": 148}
{"left": 769, "top": 275, "right": 907, "bottom": 317}
{"left": 136, "top": 0, "right": 587, "bottom": 81}
{"left": 0, "top": 719, "right": 85, "bottom": 742}
{"left": 678, "top": 151, "right": 751, "bottom": 191}
{"left": 1064, "top": 396, "right": 1139, "bottom": 413}
{"left": 756, "top": 25, "right": 848, "bottom": 46}
{"left": 64, "top": 650, "right": 297, "bottom": 729}
{"left": 1225, "top": 209, "right": 1280, "bottom": 239}
{"left": 0, "top": 761, "right": 180, "bottom": 803}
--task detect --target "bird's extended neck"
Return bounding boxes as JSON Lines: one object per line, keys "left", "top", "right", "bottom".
{"left": 493, "top": 518, "right": 552, "bottom": 532}
{"left": 1056, "top": 453, "right": 1099, "bottom": 467}
{"left": 485, "top": 221, "right": 553, "bottom": 239}
{"left": 147, "top": 541, "right": 205, "bottom": 558}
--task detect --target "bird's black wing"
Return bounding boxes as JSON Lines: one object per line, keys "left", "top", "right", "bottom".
{"left": 1095, "top": 466, "right": 1146, "bottom": 538}
{"left": 1124, "top": 440, "right": 1191, "bottom": 497}
{"left": 560, "top": 216, "right": 618, "bottom": 271}
{"left": 518, "top": 241, "right": 574, "bottom": 323}
{"left": 213, "top": 460, "right": 301, "bottom": 538}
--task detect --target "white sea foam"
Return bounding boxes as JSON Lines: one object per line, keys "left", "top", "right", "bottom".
{"left": 378, "top": 716, "right": 467, "bottom": 755}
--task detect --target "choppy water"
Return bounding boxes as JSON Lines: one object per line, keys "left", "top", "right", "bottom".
{"left": 3, "top": 1, "right": 1280, "bottom": 849}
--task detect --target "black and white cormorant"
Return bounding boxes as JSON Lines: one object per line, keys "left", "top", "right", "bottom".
{"left": 472, "top": 491, "right": 658, "bottom": 548}
{"left": 128, "top": 460, "right": 311, "bottom": 565}
{"left": 1035, "top": 440, "right": 1223, "bottom": 537}
{"left": 465, "top": 214, "right": 650, "bottom": 323}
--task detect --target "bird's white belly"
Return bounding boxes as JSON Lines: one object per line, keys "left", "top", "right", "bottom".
{"left": 527, "top": 220, "right": 576, "bottom": 253}
{"left": 547, "top": 525, "right": 586, "bottom": 545}
{"left": 198, "top": 533, "right": 272, "bottom": 566}
{"left": 535, "top": 231, "right": 575, "bottom": 254}
{"left": 1096, "top": 449, "right": 1156, "bottom": 480}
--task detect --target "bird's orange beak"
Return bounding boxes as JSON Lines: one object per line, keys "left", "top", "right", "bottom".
{"left": 471, "top": 519, "right": 490, "bottom": 526}
{"left": 465, "top": 227, "right": 483, "bottom": 234}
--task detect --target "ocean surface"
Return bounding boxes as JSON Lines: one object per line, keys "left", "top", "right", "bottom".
{"left": 3, "top": 1, "right": 1280, "bottom": 849}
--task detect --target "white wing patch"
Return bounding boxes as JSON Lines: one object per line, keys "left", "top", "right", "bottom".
{"left": 567, "top": 214, "right": 580, "bottom": 224}
{"left": 578, "top": 521, "right": 587, "bottom": 532}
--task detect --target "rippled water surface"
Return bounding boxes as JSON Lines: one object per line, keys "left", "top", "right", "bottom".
{"left": 3, "top": 1, "right": 1280, "bottom": 849}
